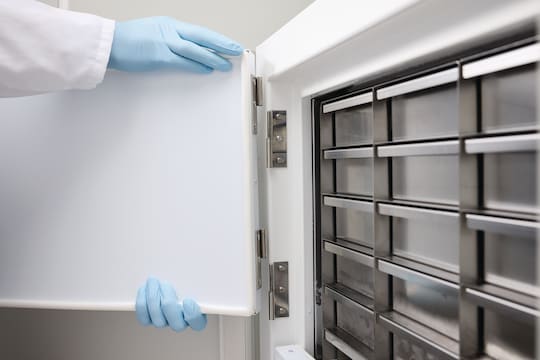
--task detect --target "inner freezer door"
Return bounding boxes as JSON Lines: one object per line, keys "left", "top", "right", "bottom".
{"left": 314, "top": 39, "right": 539, "bottom": 359}
{"left": 0, "top": 52, "right": 258, "bottom": 316}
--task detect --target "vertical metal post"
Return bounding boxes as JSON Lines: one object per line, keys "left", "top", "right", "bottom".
{"left": 458, "top": 68, "right": 482, "bottom": 358}
{"left": 318, "top": 106, "right": 337, "bottom": 360}
{"left": 373, "top": 93, "right": 392, "bottom": 359}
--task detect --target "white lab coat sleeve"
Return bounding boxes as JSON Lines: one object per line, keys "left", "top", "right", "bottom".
{"left": 0, "top": 0, "right": 115, "bottom": 97}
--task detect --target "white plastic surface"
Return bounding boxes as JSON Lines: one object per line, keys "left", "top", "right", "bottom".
{"left": 0, "top": 53, "right": 257, "bottom": 316}
{"left": 274, "top": 345, "right": 315, "bottom": 360}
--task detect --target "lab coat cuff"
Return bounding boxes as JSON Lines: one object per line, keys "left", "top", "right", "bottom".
{"left": 84, "top": 18, "right": 115, "bottom": 89}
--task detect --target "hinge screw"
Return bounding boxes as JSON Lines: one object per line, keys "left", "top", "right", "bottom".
{"left": 275, "top": 135, "right": 283, "bottom": 142}
{"left": 278, "top": 307, "right": 287, "bottom": 315}
{"left": 278, "top": 264, "right": 286, "bottom": 271}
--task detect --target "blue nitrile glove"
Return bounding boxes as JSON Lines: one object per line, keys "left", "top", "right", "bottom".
{"left": 135, "top": 277, "right": 207, "bottom": 332}
{"left": 108, "top": 17, "right": 244, "bottom": 73}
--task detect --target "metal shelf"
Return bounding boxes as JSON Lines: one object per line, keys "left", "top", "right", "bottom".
{"left": 378, "top": 312, "right": 459, "bottom": 360}
{"left": 324, "top": 328, "right": 373, "bottom": 360}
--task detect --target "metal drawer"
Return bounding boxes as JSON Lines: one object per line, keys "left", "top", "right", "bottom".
{"left": 378, "top": 261, "right": 459, "bottom": 341}
{"left": 484, "top": 151, "right": 537, "bottom": 213}
{"left": 335, "top": 158, "right": 373, "bottom": 196}
{"left": 481, "top": 65, "right": 538, "bottom": 133}
{"left": 393, "top": 278, "right": 459, "bottom": 341}
{"left": 379, "top": 140, "right": 459, "bottom": 205}
{"left": 337, "top": 256, "right": 374, "bottom": 298}
{"left": 466, "top": 134, "right": 539, "bottom": 213}
{"left": 336, "top": 207, "right": 373, "bottom": 247}
{"left": 380, "top": 204, "right": 459, "bottom": 272}
{"left": 392, "top": 155, "right": 458, "bottom": 205}
{"left": 394, "top": 335, "right": 443, "bottom": 360}
{"left": 324, "top": 196, "right": 374, "bottom": 247}
{"left": 391, "top": 85, "right": 458, "bottom": 141}
{"left": 467, "top": 214, "right": 539, "bottom": 296}
{"left": 334, "top": 104, "right": 373, "bottom": 147}
{"left": 323, "top": 148, "right": 374, "bottom": 197}
{"left": 484, "top": 308, "right": 536, "bottom": 360}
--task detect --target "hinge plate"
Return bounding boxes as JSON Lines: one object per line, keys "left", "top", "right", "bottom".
{"left": 269, "top": 261, "right": 289, "bottom": 319}
{"left": 251, "top": 76, "right": 263, "bottom": 134}
{"left": 266, "top": 110, "right": 287, "bottom": 168}
{"left": 255, "top": 229, "right": 267, "bottom": 289}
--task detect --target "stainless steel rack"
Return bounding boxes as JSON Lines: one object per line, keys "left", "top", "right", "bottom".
{"left": 313, "top": 39, "right": 539, "bottom": 360}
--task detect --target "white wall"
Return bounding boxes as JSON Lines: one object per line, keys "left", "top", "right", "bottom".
{"left": 67, "top": 0, "right": 314, "bottom": 50}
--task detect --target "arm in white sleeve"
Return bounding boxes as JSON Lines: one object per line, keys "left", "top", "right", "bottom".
{"left": 0, "top": 0, "right": 115, "bottom": 97}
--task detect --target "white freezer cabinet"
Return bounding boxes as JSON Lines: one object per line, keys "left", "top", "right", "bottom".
{"left": 0, "top": 1, "right": 539, "bottom": 360}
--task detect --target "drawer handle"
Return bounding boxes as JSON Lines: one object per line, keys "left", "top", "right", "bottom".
{"left": 377, "top": 140, "right": 459, "bottom": 157}
{"left": 323, "top": 92, "right": 373, "bottom": 113}
{"left": 324, "top": 147, "right": 374, "bottom": 159}
{"left": 378, "top": 203, "right": 459, "bottom": 224}
{"left": 376, "top": 68, "right": 458, "bottom": 100}
{"left": 465, "top": 133, "right": 539, "bottom": 154}
{"left": 466, "top": 214, "right": 539, "bottom": 238}
{"left": 323, "top": 196, "right": 373, "bottom": 213}
{"left": 378, "top": 314, "right": 459, "bottom": 360}
{"left": 464, "top": 287, "right": 540, "bottom": 319}
{"left": 324, "top": 241, "right": 374, "bottom": 268}
{"left": 324, "top": 328, "right": 373, "bottom": 360}
{"left": 324, "top": 284, "right": 374, "bottom": 316}
{"left": 462, "top": 43, "right": 540, "bottom": 79}
{"left": 377, "top": 260, "right": 459, "bottom": 290}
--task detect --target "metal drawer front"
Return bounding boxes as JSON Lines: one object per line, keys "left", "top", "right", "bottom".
{"left": 392, "top": 154, "right": 459, "bottom": 205}
{"left": 336, "top": 301, "right": 374, "bottom": 349}
{"left": 335, "top": 208, "right": 374, "bottom": 247}
{"left": 337, "top": 256, "right": 374, "bottom": 298}
{"left": 380, "top": 204, "right": 460, "bottom": 272}
{"left": 324, "top": 196, "right": 374, "bottom": 247}
{"left": 392, "top": 277, "right": 459, "bottom": 341}
{"left": 336, "top": 158, "right": 373, "bottom": 196}
{"left": 391, "top": 85, "right": 458, "bottom": 141}
{"left": 481, "top": 64, "right": 538, "bottom": 133}
{"left": 334, "top": 104, "right": 373, "bottom": 147}
{"left": 324, "top": 284, "right": 375, "bottom": 350}
{"left": 323, "top": 92, "right": 373, "bottom": 113}
{"left": 484, "top": 308, "right": 536, "bottom": 360}
{"left": 378, "top": 261, "right": 459, "bottom": 341}
{"left": 324, "top": 328, "right": 373, "bottom": 360}
{"left": 484, "top": 151, "right": 537, "bottom": 214}
{"left": 394, "top": 335, "right": 444, "bottom": 360}
{"left": 467, "top": 214, "right": 539, "bottom": 296}
{"left": 380, "top": 311, "right": 459, "bottom": 360}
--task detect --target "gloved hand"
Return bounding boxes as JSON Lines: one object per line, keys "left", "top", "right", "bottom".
{"left": 135, "top": 277, "right": 207, "bottom": 332}
{"left": 108, "top": 17, "right": 244, "bottom": 73}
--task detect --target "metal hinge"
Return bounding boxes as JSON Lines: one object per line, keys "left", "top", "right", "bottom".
{"left": 269, "top": 261, "right": 289, "bottom": 319}
{"left": 255, "top": 229, "right": 267, "bottom": 289}
{"left": 266, "top": 110, "right": 287, "bottom": 168}
{"left": 251, "top": 76, "right": 263, "bottom": 134}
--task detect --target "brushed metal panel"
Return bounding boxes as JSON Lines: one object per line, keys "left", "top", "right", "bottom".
{"left": 335, "top": 105, "right": 373, "bottom": 146}
{"left": 482, "top": 65, "right": 538, "bottom": 133}
{"left": 391, "top": 85, "right": 458, "bottom": 141}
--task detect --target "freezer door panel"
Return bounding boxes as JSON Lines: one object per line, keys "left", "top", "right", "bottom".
{"left": 0, "top": 54, "right": 258, "bottom": 316}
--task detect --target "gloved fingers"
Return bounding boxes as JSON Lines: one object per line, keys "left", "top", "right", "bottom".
{"left": 175, "top": 22, "right": 244, "bottom": 56}
{"left": 146, "top": 277, "right": 167, "bottom": 328}
{"left": 167, "top": 36, "right": 232, "bottom": 72}
{"left": 135, "top": 285, "right": 151, "bottom": 326}
{"left": 163, "top": 53, "right": 214, "bottom": 74}
{"left": 160, "top": 281, "right": 188, "bottom": 332}
{"left": 183, "top": 298, "right": 207, "bottom": 331}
